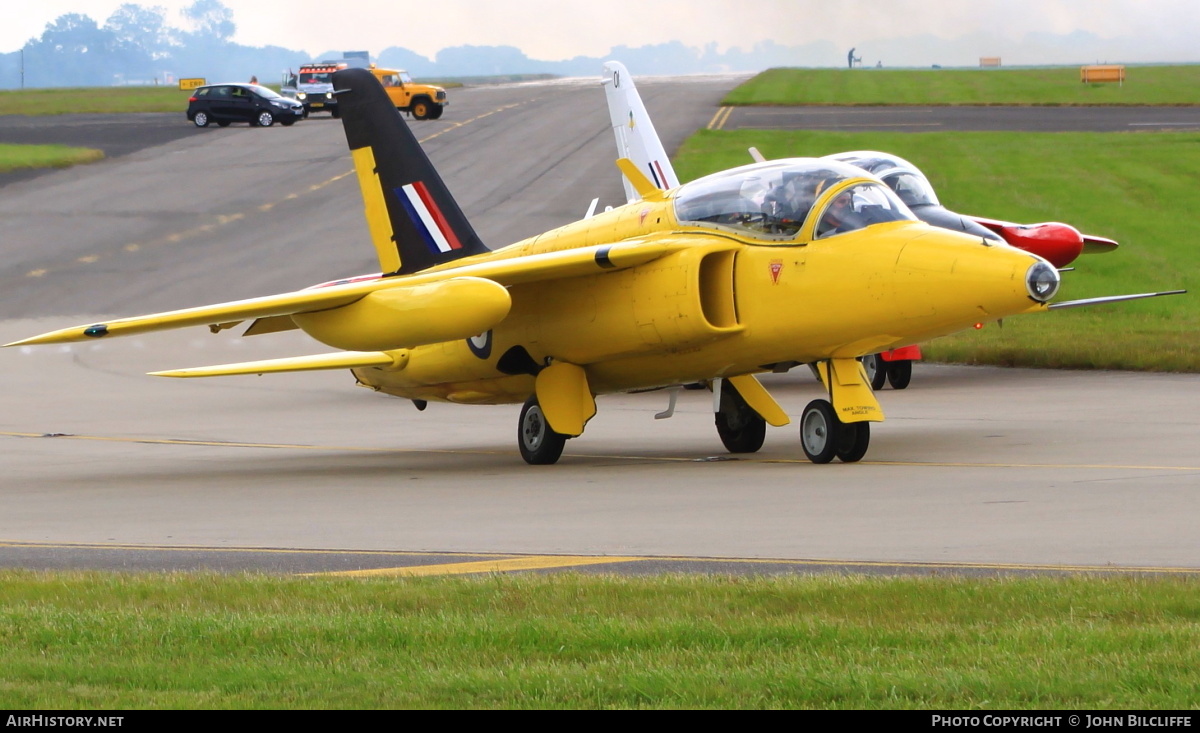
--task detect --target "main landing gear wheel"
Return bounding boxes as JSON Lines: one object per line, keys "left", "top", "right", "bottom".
{"left": 886, "top": 359, "right": 913, "bottom": 390}
{"left": 518, "top": 396, "right": 566, "bottom": 465}
{"left": 799, "top": 399, "right": 870, "bottom": 464}
{"left": 863, "top": 354, "right": 887, "bottom": 391}
{"left": 835, "top": 421, "right": 870, "bottom": 463}
{"left": 715, "top": 381, "right": 766, "bottom": 453}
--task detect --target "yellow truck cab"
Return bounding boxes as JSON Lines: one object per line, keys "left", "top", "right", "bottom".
{"left": 370, "top": 66, "right": 447, "bottom": 120}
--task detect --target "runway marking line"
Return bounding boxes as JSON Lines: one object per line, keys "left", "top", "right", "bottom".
{"left": 1, "top": 540, "right": 1196, "bottom": 577}
{"left": 3, "top": 430, "right": 1199, "bottom": 471}
{"left": 707, "top": 106, "right": 734, "bottom": 130}
{"left": 21, "top": 102, "right": 525, "bottom": 281}
{"left": 315, "top": 556, "right": 648, "bottom": 577}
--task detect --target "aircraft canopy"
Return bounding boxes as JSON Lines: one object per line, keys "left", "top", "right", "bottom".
{"left": 824, "top": 151, "right": 942, "bottom": 208}
{"left": 673, "top": 158, "right": 916, "bottom": 241}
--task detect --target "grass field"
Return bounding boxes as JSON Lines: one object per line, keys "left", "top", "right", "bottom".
{"left": 0, "top": 143, "right": 104, "bottom": 172}
{"left": 0, "top": 85, "right": 189, "bottom": 115}
{"left": 2, "top": 571, "right": 1198, "bottom": 709}
{"left": 674, "top": 129, "right": 1198, "bottom": 371}
{"left": 725, "top": 65, "right": 1200, "bottom": 106}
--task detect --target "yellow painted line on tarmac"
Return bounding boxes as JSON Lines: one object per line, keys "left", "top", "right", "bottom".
{"left": 707, "top": 106, "right": 734, "bottom": 130}
{"left": 416, "top": 103, "right": 522, "bottom": 143}
{"left": 2, "top": 540, "right": 1194, "bottom": 577}
{"left": 321, "top": 555, "right": 647, "bottom": 577}
{"left": 20, "top": 101, "right": 525, "bottom": 281}
{"left": 3, "top": 430, "right": 1198, "bottom": 471}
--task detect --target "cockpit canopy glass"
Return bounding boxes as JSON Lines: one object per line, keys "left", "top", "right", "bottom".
{"left": 674, "top": 158, "right": 915, "bottom": 240}
{"left": 825, "top": 150, "right": 941, "bottom": 207}
{"left": 813, "top": 181, "right": 916, "bottom": 239}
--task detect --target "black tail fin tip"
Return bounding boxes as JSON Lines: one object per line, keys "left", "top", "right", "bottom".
{"left": 333, "top": 67, "right": 488, "bottom": 275}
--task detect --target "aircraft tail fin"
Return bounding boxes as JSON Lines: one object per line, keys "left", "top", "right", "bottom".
{"left": 602, "top": 61, "right": 680, "bottom": 203}
{"left": 334, "top": 67, "right": 489, "bottom": 275}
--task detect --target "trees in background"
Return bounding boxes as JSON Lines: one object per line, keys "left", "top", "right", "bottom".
{"left": 0, "top": 0, "right": 828, "bottom": 89}
{"left": 3, "top": 1, "right": 306, "bottom": 89}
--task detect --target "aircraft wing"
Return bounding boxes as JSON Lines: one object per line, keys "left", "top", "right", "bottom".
{"left": 6, "top": 240, "right": 683, "bottom": 349}
{"left": 6, "top": 286, "right": 367, "bottom": 347}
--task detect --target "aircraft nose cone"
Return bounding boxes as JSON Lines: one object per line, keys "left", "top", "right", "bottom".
{"left": 1025, "top": 261, "right": 1060, "bottom": 302}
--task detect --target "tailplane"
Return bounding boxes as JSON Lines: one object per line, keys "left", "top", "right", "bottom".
{"left": 334, "top": 67, "right": 489, "bottom": 275}
{"left": 602, "top": 61, "right": 680, "bottom": 203}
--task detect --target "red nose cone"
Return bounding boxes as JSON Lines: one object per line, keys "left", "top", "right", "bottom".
{"left": 997, "top": 222, "right": 1085, "bottom": 268}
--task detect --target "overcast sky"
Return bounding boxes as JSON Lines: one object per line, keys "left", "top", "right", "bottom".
{"left": 7, "top": 0, "right": 1200, "bottom": 66}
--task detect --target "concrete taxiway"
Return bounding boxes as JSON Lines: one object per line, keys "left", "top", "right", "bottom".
{"left": 2, "top": 74, "right": 1197, "bottom": 576}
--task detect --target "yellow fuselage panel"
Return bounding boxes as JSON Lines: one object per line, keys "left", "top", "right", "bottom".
{"left": 349, "top": 210, "right": 1044, "bottom": 403}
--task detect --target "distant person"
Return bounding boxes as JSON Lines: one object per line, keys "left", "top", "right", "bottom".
{"left": 249, "top": 75, "right": 258, "bottom": 85}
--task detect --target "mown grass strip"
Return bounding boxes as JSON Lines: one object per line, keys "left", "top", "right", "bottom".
{"left": 725, "top": 66, "right": 1200, "bottom": 106}
{"left": 0, "top": 143, "right": 103, "bottom": 172}
{"left": 0, "top": 571, "right": 1198, "bottom": 709}
{"left": 674, "top": 129, "right": 1199, "bottom": 371}
{"left": 0, "top": 86, "right": 190, "bottom": 115}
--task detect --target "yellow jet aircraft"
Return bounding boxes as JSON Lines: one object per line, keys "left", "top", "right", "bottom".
{"left": 6, "top": 68, "right": 1180, "bottom": 464}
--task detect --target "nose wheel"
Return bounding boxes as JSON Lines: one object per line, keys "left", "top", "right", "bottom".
{"left": 800, "top": 399, "right": 870, "bottom": 464}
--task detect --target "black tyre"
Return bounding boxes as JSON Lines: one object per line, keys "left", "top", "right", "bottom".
{"left": 280, "top": 119, "right": 295, "bottom": 126}
{"left": 886, "top": 359, "right": 913, "bottom": 390}
{"left": 863, "top": 354, "right": 887, "bottom": 391}
{"left": 255, "top": 111, "right": 274, "bottom": 127}
{"left": 800, "top": 399, "right": 840, "bottom": 464}
{"left": 192, "top": 111, "right": 209, "bottom": 128}
{"left": 330, "top": 107, "right": 340, "bottom": 119}
{"left": 834, "top": 421, "right": 870, "bottom": 463}
{"left": 518, "top": 396, "right": 566, "bottom": 465}
{"left": 430, "top": 105, "right": 444, "bottom": 120}
{"left": 216, "top": 120, "right": 231, "bottom": 127}
{"left": 715, "top": 380, "right": 766, "bottom": 453}
{"left": 411, "top": 97, "right": 432, "bottom": 120}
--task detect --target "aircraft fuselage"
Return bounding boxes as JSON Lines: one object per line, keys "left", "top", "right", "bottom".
{"left": 348, "top": 191, "right": 1046, "bottom": 404}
